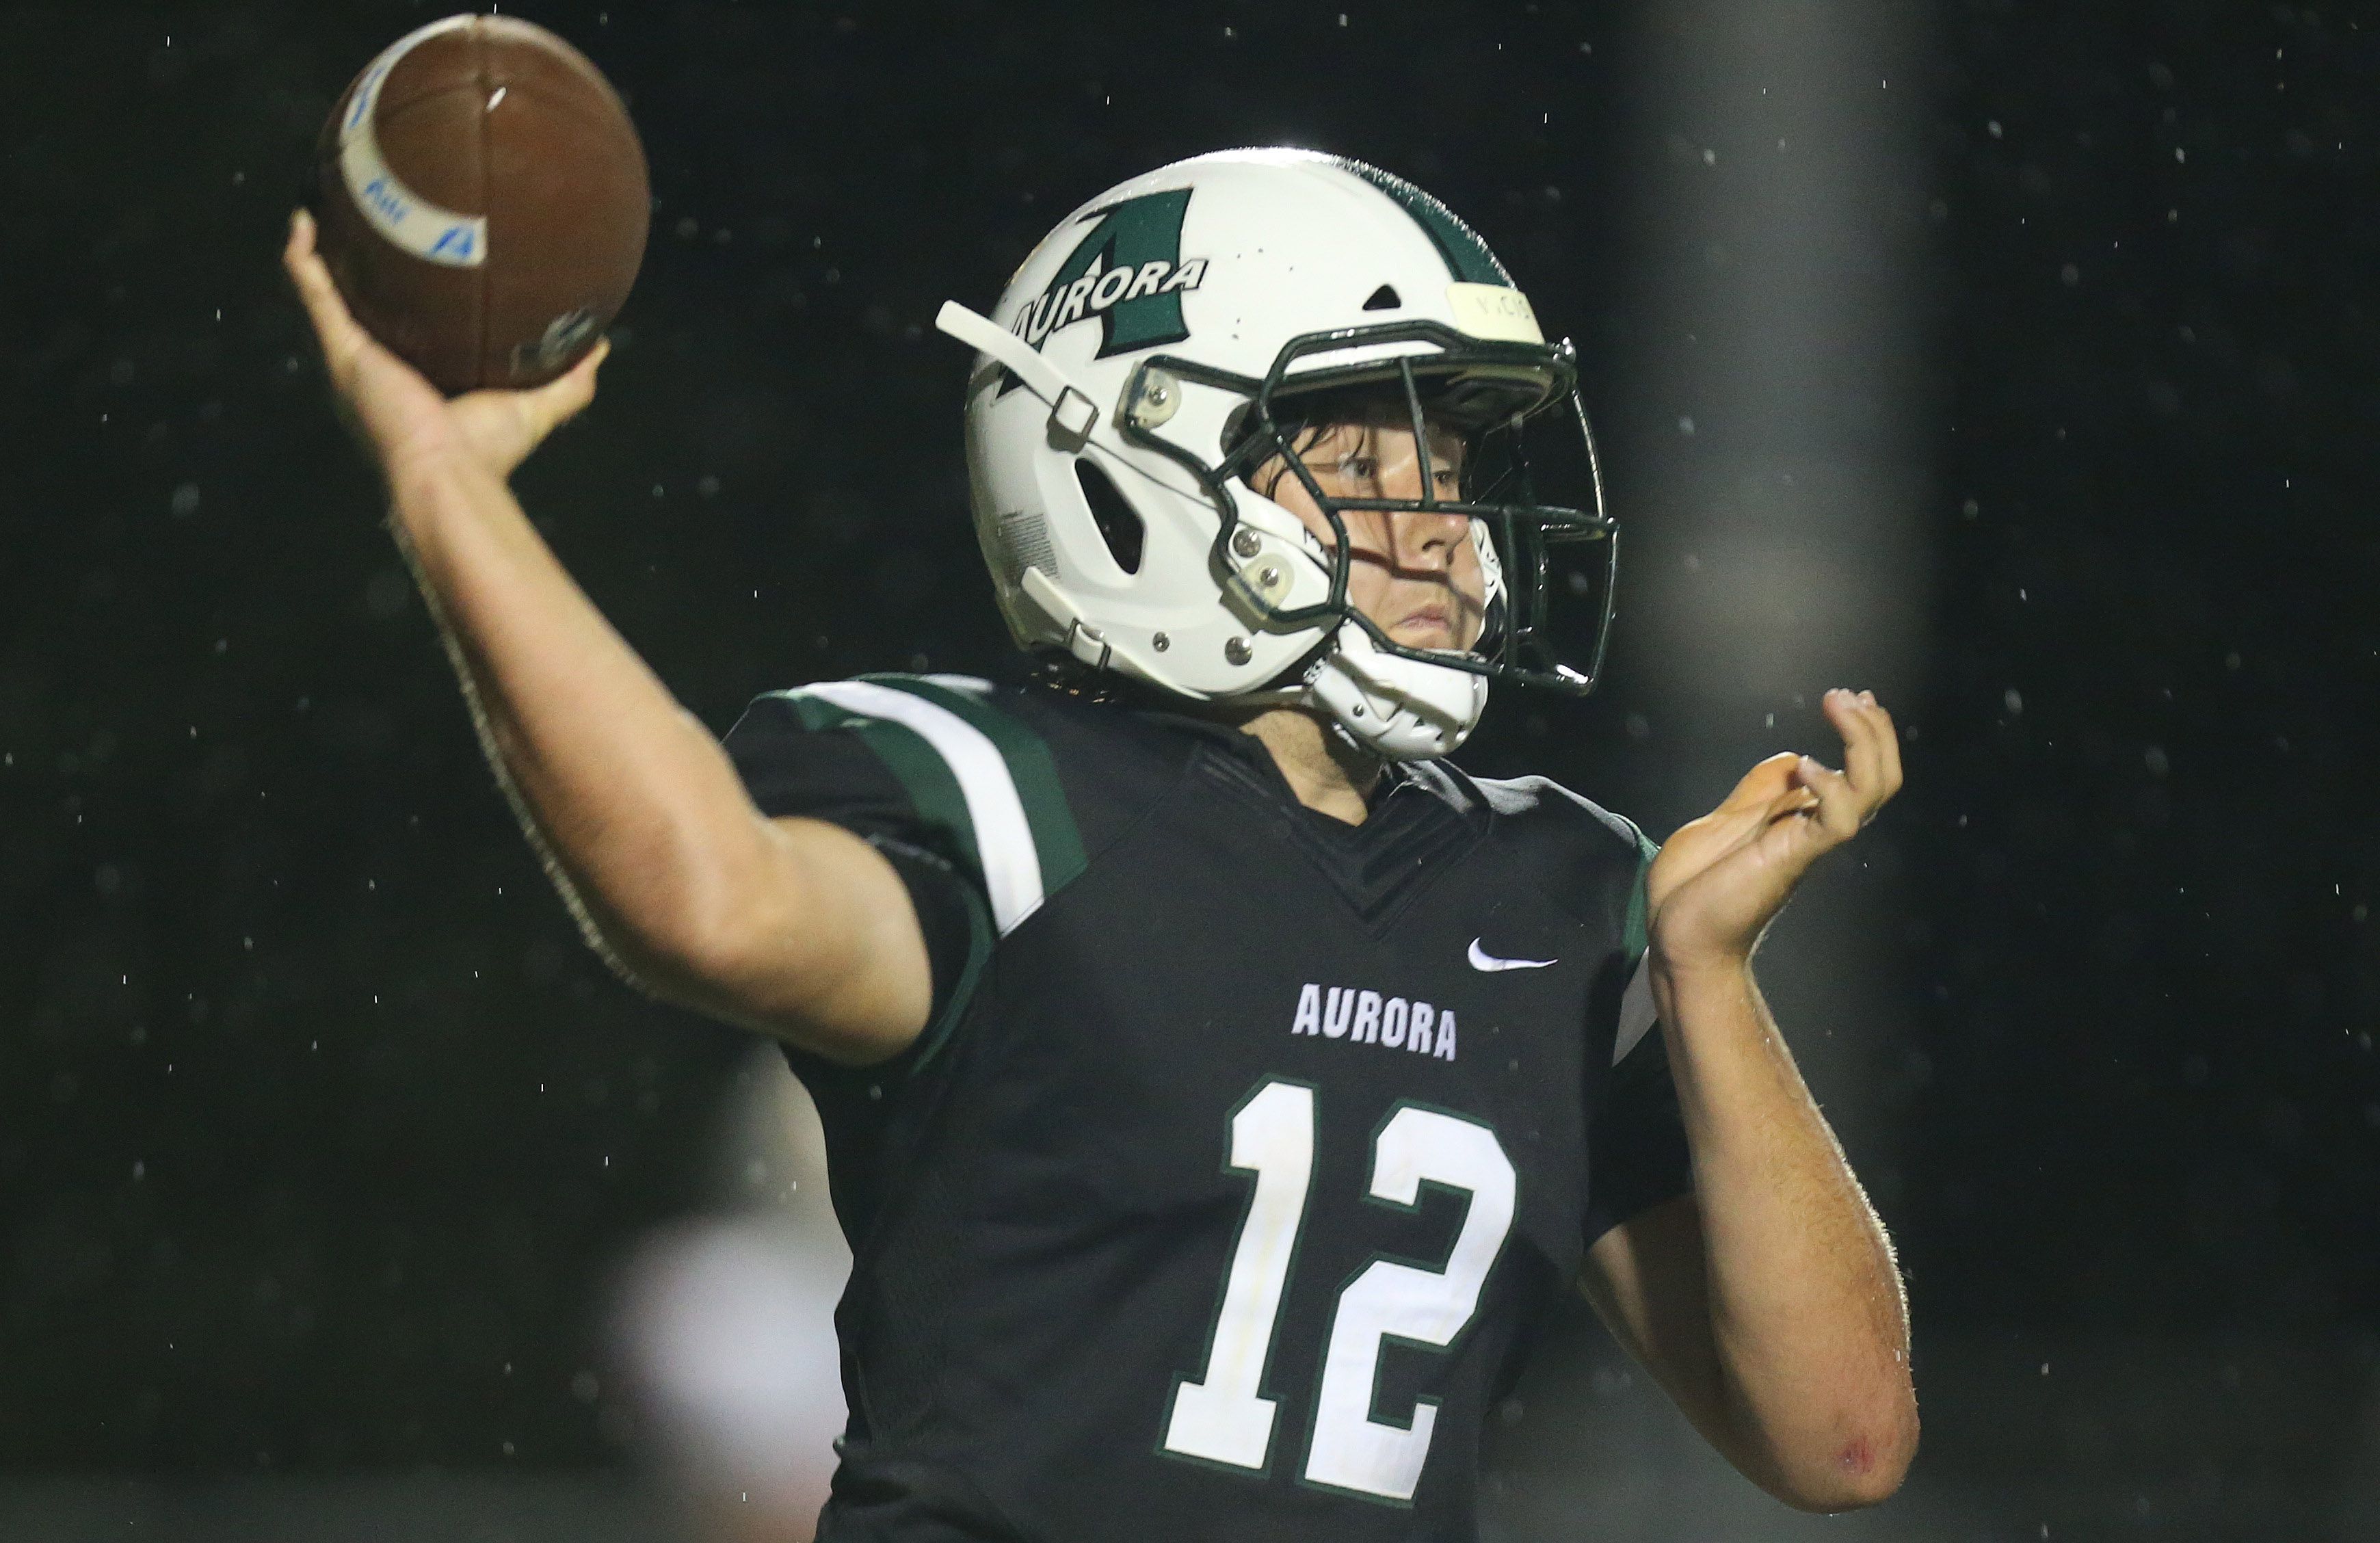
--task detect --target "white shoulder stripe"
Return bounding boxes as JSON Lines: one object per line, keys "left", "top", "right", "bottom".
{"left": 1612, "top": 957, "right": 1656, "bottom": 1066}
{"left": 796, "top": 680, "right": 1046, "bottom": 935}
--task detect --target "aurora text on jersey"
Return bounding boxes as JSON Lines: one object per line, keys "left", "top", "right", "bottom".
{"left": 723, "top": 673, "right": 1689, "bottom": 1542}
{"left": 1289, "top": 982, "right": 1459, "bottom": 1060}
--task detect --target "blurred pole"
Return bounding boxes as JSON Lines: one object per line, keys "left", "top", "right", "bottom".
{"left": 1620, "top": 0, "right": 1935, "bottom": 1161}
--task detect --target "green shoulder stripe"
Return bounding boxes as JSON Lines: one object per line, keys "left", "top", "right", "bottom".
{"left": 859, "top": 674, "right": 1089, "bottom": 897}
{"left": 769, "top": 676, "right": 1094, "bottom": 1072}
{"left": 771, "top": 690, "right": 984, "bottom": 881}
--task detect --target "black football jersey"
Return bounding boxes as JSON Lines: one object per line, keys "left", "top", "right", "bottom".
{"left": 723, "top": 674, "right": 1691, "bottom": 1543}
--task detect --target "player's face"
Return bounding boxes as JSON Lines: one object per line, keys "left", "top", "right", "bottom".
{"left": 1254, "top": 417, "right": 1488, "bottom": 653}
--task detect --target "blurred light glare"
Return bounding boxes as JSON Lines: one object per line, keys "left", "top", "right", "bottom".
{"left": 613, "top": 1050, "right": 848, "bottom": 1532}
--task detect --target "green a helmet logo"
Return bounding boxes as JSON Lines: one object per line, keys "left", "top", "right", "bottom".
{"left": 1009, "top": 189, "right": 1207, "bottom": 359}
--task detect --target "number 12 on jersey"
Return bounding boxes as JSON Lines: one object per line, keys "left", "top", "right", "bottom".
{"left": 1161, "top": 1077, "right": 1518, "bottom": 1503}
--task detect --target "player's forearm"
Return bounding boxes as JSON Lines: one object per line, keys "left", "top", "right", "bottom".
{"left": 1649, "top": 954, "right": 1917, "bottom": 1509}
{"left": 381, "top": 447, "right": 786, "bottom": 990}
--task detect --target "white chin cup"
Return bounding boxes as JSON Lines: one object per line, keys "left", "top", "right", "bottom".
{"left": 1303, "top": 621, "right": 1489, "bottom": 760}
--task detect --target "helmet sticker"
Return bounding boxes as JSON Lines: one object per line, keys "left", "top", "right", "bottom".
{"left": 1009, "top": 189, "right": 1208, "bottom": 360}
{"left": 1446, "top": 282, "right": 1544, "bottom": 343}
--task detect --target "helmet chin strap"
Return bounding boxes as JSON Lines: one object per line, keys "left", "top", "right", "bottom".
{"left": 1301, "top": 622, "right": 1490, "bottom": 760}
{"left": 936, "top": 301, "right": 1103, "bottom": 449}
{"left": 1291, "top": 516, "right": 1502, "bottom": 760}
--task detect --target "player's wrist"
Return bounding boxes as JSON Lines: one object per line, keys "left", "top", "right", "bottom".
{"left": 1645, "top": 947, "right": 1758, "bottom": 1044}
{"left": 1645, "top": 938, "right": 1756, "bottom": 993}
{"left": 379, "top": 425, "right": 477, "bottom": 497}
{"left": 379, "top": 428, "right": 513, "bottom": 536}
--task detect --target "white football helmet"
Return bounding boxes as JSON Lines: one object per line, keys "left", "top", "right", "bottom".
{"left": 936, "top": 148, "right": 1614, "bottom": 759}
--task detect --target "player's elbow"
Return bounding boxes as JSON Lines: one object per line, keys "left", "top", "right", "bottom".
{"left": 625, "top": 855, "right": 876, "bottom": 1047}
{"left": 1769, "top": 1403, "right": 1918, "bottom": 1513}
{"left": 585, "top": 817, "right": 925, "bottom": 1065}
{"left": 514, "top": 834, "right": 719, "bottom": 1007}
{"left": 630, "top": 867, "right": 787, "bottom": 1005}
{"left": 587, "top": 821, "right": 784, "bottom": 1002}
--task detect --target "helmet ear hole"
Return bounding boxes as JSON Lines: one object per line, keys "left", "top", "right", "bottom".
{"left": 1362, "top": 284, "right": 1401, "bottom": 311}
{"left": 1074, "top": 458, "right": 1146, "bottom": 574}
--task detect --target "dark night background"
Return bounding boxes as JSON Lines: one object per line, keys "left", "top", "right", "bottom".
{"left": 3, "top": 1, "right": 2376, "bottom": 1537}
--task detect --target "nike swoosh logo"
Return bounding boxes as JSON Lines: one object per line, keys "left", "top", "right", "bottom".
{"left": 1468, "top": 938, "right": 1557, "bottom": 972}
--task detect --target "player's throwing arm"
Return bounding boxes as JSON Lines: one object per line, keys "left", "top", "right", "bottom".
{"left": 282, "top": 220, "right": 933, "bottom": 1069}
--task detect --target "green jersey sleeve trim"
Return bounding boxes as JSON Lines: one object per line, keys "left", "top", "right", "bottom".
{"left": 767, "top": 691, "right": 983, "bottom": 873}
{"left": 864, "top": 674, "right": 1089, "bottom": 896}
{"left": 766, "top": 676, "right": 1085, "bottom": 937}
{"left": 1613, "top": 818, "right": 1661, "bottom": 1067}
{"left": 1620, "top": 819, "right": 1658, "bottom": 968}
{"left": 912, "top": 867, "right": 994, "bottom": 1072}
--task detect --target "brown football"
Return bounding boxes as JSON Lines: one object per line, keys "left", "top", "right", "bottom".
{"left": 313, "top": 15, "right": 650, "bottom": 394}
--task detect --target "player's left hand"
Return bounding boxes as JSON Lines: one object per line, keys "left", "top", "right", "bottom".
{"left": 1643, "top": 688, "right": 1903, "bottom": 973}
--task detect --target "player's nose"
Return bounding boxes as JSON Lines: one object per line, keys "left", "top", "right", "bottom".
{"left": 1389, "top": 504, "right": 1470, "bottom": 574}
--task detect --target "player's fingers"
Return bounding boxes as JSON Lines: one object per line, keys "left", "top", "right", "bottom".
{"left": 462, "top": 342, "right": 609, "bottom": 471}
{"left": 282, "top": 209, "right": 338, "bottom": 317}
{"left": 1791, "top": 753, "right": 1863, "bottom": 843}
{"left": 283, "top": 205, "right": 315, "bottom": 265}
{"left": 283, "top": 210, "right": 368, "bottom": 372}
{"left": 525, "top": 340, "right": 609, "bottom": 438}
{"left": 1825, "top": 688, "right": 1888, "bottom": 816}
{"left": 1866, "top": 691, "right": 1905, "bottom": 801}
{"left": 1849, "top": 690, "right": 1905, "bottom": 805}
{"left": 1842, "top": 690, "right": 1905, "bottom": 816}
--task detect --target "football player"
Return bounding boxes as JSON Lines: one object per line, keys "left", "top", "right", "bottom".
{"left": 285, "top": 148, "right": 1916, "bottom": 1540}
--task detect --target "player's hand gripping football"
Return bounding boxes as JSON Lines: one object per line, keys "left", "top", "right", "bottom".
{"left": 283, "top": 209, "right": 607, "bottom": 483}
{"left": 1644, "top": 689, "right": 1903, "bottom": 973}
